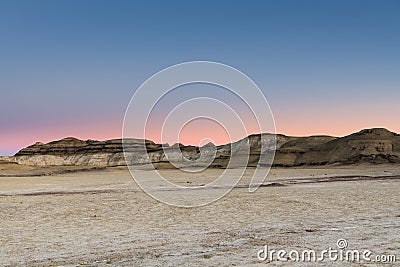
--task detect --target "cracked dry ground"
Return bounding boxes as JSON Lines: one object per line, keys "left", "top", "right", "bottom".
{"left": 1, "top": 166, "right": 399, "bottom": 266}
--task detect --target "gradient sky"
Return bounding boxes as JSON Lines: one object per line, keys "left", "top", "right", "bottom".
{"left": 1, "top": 0, "right": 400, "bottom": 155}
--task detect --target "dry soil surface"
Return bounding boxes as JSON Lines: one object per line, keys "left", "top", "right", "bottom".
{"left": 1, "top": 165, "right": 399, "bottom": 266}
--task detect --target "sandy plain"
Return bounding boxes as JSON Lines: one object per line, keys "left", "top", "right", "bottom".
{"left": 0, "top": 165, "right": 399, "bottom": 266}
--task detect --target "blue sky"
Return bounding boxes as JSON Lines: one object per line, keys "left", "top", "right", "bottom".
{"left": 1, "top": 0, "right": 400, "bottom": 155}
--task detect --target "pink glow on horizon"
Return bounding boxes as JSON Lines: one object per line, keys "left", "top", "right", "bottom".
{"left": 2, "top": 117, "right": 400, "bottom": 155}
{"left": 0, "top": 119, "right": 123, "bottom": 155}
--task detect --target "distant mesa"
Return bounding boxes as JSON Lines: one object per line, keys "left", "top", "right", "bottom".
{"left": 5, "top": 128, "right": 400, "bottom": 168}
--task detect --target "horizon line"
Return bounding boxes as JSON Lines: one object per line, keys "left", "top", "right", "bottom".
{"left": 1, "top": 127, "right": 397, "bottom": 157}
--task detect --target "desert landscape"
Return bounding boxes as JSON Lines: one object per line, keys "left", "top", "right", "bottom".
{"left": 2, "top": 1, "right": 400, "bottom": 266}
{"left": 1, "top": 128, "right": 399, "bottom": 266}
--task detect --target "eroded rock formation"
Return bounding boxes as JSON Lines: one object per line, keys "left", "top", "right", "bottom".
{"left": 6, "top": 128, "right": 400, "bottom": 167}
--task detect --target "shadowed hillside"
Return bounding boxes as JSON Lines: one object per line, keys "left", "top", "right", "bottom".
{"left": 4, "top": 128, "right": 399, "bottom": 167}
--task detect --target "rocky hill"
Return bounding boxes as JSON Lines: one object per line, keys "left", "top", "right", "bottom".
{"left": 295, "top": 128, "right": 400, "bottom": 165}
{"left": 4, "top": 128, "right": 400, "bottom": 167}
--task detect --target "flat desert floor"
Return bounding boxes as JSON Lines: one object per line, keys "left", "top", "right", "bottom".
{"left": 1, "top": 165, "right": 399, "bottom": 266}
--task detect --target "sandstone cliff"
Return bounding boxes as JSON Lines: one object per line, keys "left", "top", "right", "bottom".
{"left": 5, "top": 128, "right": 400, "bottom": 167}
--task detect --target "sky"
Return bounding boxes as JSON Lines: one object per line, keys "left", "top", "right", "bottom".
{"left": 1, "top": 0, "right": 399, "bottom": 155}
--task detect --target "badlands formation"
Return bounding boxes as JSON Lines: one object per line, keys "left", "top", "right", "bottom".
{"left": 3, "top": 128, "right": 400, "bottom": 168}
{"left": 1, "top": 128, "right": 400, "bottom": 266}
